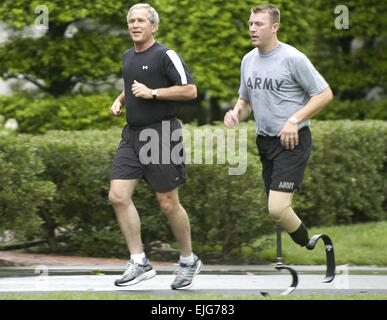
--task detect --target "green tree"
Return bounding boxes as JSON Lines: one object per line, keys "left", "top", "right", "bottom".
{"left": 0, "top": 0, "right": 136, "bottom": 96}
{"left": 311, "top": 0, "right": 387, "bottom": 99}
{"left": 153, "top": 0, "right": 317, "bottom": 121}
{"left": 2, "top": 1, "right": 384, "bottom": 122}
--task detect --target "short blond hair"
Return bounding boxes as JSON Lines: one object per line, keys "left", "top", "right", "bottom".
{"left": 251, "top": 3, "right": 280, "bottom": 25}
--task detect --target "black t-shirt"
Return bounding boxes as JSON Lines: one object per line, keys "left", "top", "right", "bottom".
{"left": 122, "top": 42, "right": 195, "bottom": 127}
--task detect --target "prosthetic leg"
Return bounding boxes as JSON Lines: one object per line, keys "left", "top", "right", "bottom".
{"left": 307, "top": 234, "right": 336, "bottom": 282}
{"left": 269, "top": 191, "right": 336, "bottom": 284}
{"left": 274, "top": 224, "right": 298, "bottom": 295}
{"left": 261, "top": 224, "right": 298, "bottom": 296}
{"left": 289, "top": 223, "right": 336, "bottom": 283}
{"left": 275, "top": 224, "right": 298, "bottom": 295}
{"left": 261, "top": 224, "right": 336, "bottom": 296}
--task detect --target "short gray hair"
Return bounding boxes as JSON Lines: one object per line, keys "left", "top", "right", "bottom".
{"left": 127, "top": 3, "right": 160, "bottom": 24}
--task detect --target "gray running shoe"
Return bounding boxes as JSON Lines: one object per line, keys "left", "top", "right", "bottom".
{"left": 114, "top": 259, "right": 156, "bottom": 286}
{"left": 171, "top": 254, "right": 202, "bottom": 290}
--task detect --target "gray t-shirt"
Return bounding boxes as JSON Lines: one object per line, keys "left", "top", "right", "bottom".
{"left": 239, "top": 42, "right": 329, "bottom": 136}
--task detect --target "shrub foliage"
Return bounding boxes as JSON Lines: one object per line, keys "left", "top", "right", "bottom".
{"left": 0, "top": 121, "right": 385, "bottom": 261}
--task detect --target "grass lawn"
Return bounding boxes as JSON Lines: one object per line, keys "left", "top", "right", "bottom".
{"left": 1, "top": 222, "right": 386, "bottom": 301}
{"left": 258, "top": 221, "right": 387, "bottom": 266}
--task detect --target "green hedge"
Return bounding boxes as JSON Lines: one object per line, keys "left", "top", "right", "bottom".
{"left": 315, "top": 98, "right": 387, "bottom": 121}
{"left": 298, "top": 120, "right": 387, "bottom": 225}
{"left": 1, "top": 92, "right": 386, "bottom": 135}
{"left": 28, "top": 129, "right": 168, "bottom": 256}
{"left": 0, "top": 132, "right": 56, "bottom": 239}
{"left": 0, "top": 121, "right": 386, "bottom": 262}
{"left": 0, "top": 91, "right": 126, "bottom": 134}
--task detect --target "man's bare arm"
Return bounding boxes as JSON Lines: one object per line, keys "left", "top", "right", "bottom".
{"left": 131, "top": 80, "right": 197, "bottom": 101}
{"left": 110, "top": 91, "right": 125, "bottom": 116}
{"left": 224, "top": 98, "right": 252, "bottom": 127}
{"left": 278, "top": 86, "right": 333, "bottom": 149}
{"left": 291, "top": 86, "right": 333, "bottom": 123}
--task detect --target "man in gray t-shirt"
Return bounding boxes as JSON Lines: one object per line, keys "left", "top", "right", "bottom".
{"left": 239, "top": 41, "right": 329, "bottom": 136}
{"left": 224, "top": 4, "right": 334, "bottom": 255}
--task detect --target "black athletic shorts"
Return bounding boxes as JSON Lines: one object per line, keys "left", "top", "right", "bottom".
{"left": 110, "top": 118, "right": 187, "bottom": 193}
{"left": 256, "top": 126, "right": 312, "bottom": 196}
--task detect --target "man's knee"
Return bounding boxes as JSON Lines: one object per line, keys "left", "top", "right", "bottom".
{"left": 109, "top": 189, "right": 130, "bottom": 207}
{"left": 109, "top": 190, "right": 122, "bottom": 207}
{"left": 109, "top": 180, "right": 137, "bottom": 207}
{"left": 159, "top": 197, "right": 177, "bottom": 215}
{"left": 157, "top": 190, "right": 181, "bottom": 216}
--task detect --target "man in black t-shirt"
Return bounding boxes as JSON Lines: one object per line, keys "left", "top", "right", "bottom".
{"left": 109, "top": 3, "right": 201, "bottom": 290}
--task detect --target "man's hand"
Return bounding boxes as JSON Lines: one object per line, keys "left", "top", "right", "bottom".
{"left": 224, "top": 109, "right": 240, "bottom": 127}
{"left": 224, "top": 99, "right": 251, "bottom": 128}
{"left": 110, "top": 100, "right": 122, "bottom": 116}
{"left": 132, "top": 80, "right": 152, "bottom": 99}
{"left": 277, "top": 120, "right": 299, "bottom": 150}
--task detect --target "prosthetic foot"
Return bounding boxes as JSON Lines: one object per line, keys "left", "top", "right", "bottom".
{"left": 261, "top": 224, "right": 299, "bottom": 296}
{"left": 289, "top": 224, "right": 336, "bottom": 283}
{"left": 274, "top": 224, "right": 298, "bottom": 295}
{"left": 307, "top": 234, "right": 336, "bottom": 283}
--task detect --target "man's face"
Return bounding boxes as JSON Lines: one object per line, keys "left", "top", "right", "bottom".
{"left": 128, "top": 8, "right": 158, "bottom": 45}
{"left": 249, "top": 11, "right": 277, "bottom": 47}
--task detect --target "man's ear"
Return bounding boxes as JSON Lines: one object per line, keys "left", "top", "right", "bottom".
{"left": 272, "top": 22, "right": 279, "bottom": 33}
{"left": 152, "top": 22, "right": 159, "bottom": 34}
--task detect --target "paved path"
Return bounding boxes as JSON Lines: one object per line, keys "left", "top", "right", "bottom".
{"left": 1, "top": 264, "right": 387, "bottom": 296}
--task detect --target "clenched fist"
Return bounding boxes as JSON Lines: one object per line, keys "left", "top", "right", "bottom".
{"left": 132, "top": 80, "right": 152, "bottom": 99}
{"left": 110, "top": 100, "right": 122, "bottom": 116}
{"left": 224, "top": 109, "right": 240, "bottom": 127}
